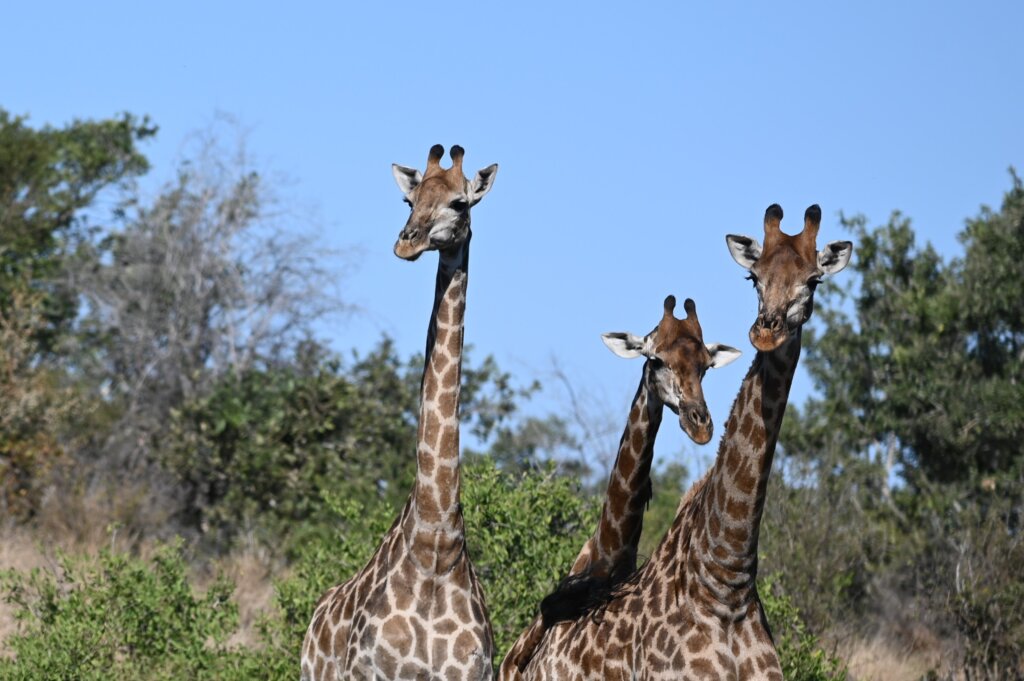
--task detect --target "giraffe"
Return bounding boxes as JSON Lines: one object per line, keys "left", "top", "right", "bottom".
{"left": 501, "top": 295, "right": 741, "bottom": 675}
{"left": 505, "top": 204, "right": 852, "bottom": 680}
{"left": 301, "top": 144, "right": 498, "bottom": 681}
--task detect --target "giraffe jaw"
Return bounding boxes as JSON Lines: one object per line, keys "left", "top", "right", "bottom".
{"left": 673, "top": 403, "right": 714, "bottom": 445}
{"left": 394, "top": 238, "right": 429, "bottom": 261}
{"left": 749, "top": 323, "right": 792, "bottom": 352}
{"left": 750, "top": 331, "right": 788, "bottom": 352}
{"left": 682, "top": 418, "right": 714, "bottom": 445}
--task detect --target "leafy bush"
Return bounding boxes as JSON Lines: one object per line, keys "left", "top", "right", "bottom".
{"left": 461, "top": 459, "right": 598, "bottom": 656}
{"left": 163, "top": 337, "right": 575, "bottom": 555}
{"left": 939, "top": 473, "right": 1024, "bottom": 680}
{"left": 1, "top": 464, "right": 852, "bottom": 680}
{"left": 0, "top": 542, "right": 238, "bottom": 680}
{"left": 759, "top": 574, "right": 848, "bottom": 681}
{"left": 164, "top": 339, "right": 419, "bottom": 549}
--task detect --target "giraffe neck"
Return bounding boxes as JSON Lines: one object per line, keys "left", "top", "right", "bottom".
{"left": 572, "top": 362, "right": 663, "bottom": 581}
{"left": 408, "top": 237, "right": 470, "bottom": 557}
{"left": 672, "top": 329, "right": 801, "bottom": 614}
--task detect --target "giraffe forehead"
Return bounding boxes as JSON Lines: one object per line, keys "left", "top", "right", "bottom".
{"left": 657, "top": 337, "right": 710, "bottom": 372}
{"left": 656, "top": 318, "right": 706, "bottom": 356}
{"left": 418, "top": 172, "right": 465, "bottom": 195}
{"left": 752, "top": 241, "right": 819, "bottom": 291}
{"left": 759, "top": 231, "right": 817, "bottom": 269}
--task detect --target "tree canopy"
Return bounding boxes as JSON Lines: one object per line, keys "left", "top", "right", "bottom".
{"left": 0, "top": 110, "right": 154, "bottom": 349}
{"left": 784, "top": 172, "right": 1024, "bottom": 482}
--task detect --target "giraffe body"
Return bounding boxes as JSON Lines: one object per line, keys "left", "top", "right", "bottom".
{"left": 509, "top": 340, "right": 794, "bottom": 681}
{"left": 302, "top": 146, "right": 498, "bottom": 681}
{"left": 502, "top": 297, "right": 741, "bottom": 677}
{"left": 303, "top": 501, "right": 492, "bottom": 680}
{"left": 503, "top": 205, "right": 852, "bottom": 681}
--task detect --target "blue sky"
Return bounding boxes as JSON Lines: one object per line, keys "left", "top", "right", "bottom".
{"left": 4, "top": 1, "right": 1022, "bottom": 471}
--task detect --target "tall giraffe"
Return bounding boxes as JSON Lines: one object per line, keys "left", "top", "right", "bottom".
{"left": 501, "top": 295, "right": 741, "bottom": 675}
{"left": 507, "top": 204, "right": 852, "bottom": 680}
{"left": 301, "top": 144, "right": 498, "bottom": 681}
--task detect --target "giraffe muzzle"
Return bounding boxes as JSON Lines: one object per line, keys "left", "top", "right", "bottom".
{"left": 750, "top": 315, "right": 788, "bottom": 352}
{"left": 681, "top": 406, "right": 713, "bottom": 444}
{"left": 394, "top": 233, "right": 429, "bottom": 261}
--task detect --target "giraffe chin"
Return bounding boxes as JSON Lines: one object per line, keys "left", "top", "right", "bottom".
{"left": 685, "top": 426, "right": 713, "bottom": 445}
{"left": 393, "top": 239, "right": 429, "bottom": 261}
{"left": 750, "top": 328, "right": 789, "bottom": 353}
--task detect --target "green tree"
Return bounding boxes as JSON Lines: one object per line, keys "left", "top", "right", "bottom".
{"left": 767, "top": 174, "right": 1024, "bottom": 677}
{"left": 0, "top": 285, "right": 82, "bottom": 517}
{"left": 162, "top": 338, "right": 566, "bottom": 552}
{"left": 0, "top": 109, "right": 153, "bottom": 351}
{"left": 163, "top": 339, "right": 418, "bottom": 547}
{"left": 786, "top": 172, "right": 1024, "bottom": 483}
{"left": 0, "top": 110, "right": 151, "bottom": 516}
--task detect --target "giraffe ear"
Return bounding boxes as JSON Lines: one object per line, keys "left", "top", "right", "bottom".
{"left": 726, "top": 234, "right": 762, "bottom": 270}
{"left": 706, "top": 343, "right": 742, "bottom": 369}
{"left": 818, "top": 240, "right": 853, "bottom": 275}
{"left": 469, "top": 164, "right": 498, "bottom": 206}
{"left": 392, "top": 164, "right": 422, "bottom": 199}
{"left": 601, "top": 332, "right": 650, "bottom": 359}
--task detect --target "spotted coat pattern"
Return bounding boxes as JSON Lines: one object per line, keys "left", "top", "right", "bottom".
{"left": 301, "top": 240, "right": 493, "bottom": 680}
{"left": 502, "top": 205, "right": 851, "bottom": 680}
{"left": 503, "top": 297, "right": 730, "bottom": 675}
{"left": 505, "top": 334, "right": 800, "bottom": 681}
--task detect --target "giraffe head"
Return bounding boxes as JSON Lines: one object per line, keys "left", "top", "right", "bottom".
{"left": 391, "top": 144, "right": 498, "bottom": 261}
{"left": 726, "top": 204, "right": 853, "bottom": 351}
{"left": 602, "top": 296, "right": 741, "bottom": 444}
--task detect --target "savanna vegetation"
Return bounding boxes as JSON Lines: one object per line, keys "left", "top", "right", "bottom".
{"left": 1, "top": 110, "right": 1021, "bottom": 680}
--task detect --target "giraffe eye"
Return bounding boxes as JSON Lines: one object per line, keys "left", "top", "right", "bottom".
{"left": 450, "top": 198, "right": 469, "bottom": 212}
{"left": 808, "top": 276, "right": 823, "bottom": 289}
{"left": 745, "top": 273, "right": 759, "bottom": 288}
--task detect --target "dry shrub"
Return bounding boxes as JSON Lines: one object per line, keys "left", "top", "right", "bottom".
{"left": 835, "top": 633, "right": 944, "bottom": 681}
{"left": 32, "top": 469, "right": 182, "bottom": 554}
{"left": 211, "top": 543, "right": 280, "bottom": 648}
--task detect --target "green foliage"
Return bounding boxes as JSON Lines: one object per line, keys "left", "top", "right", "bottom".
{"left": 759, "top": 454, "right": 898, "bottom": 632}
{"left": 0, "top": 109, "right": 154, "bottom": 349}
{"left": 788, "top": 171, "right": 1024, "bottom": 482}
{"left": 0, "top": 461, "right": 856, "bottom": 680}
{"left": 164, "top": 339, "right": 418, "bottom": 547}
{"left": 0, "top": 110, "right": 152, "bottom": 516}
{"left": 0, "top": 542, "right": 239, "bottom": 681}
{"left": 0, "top": 283, "right": 89, "bottom": 518}
{"left": 163, "top": 337, "right": 575, "bottom": 553}
{"left": 461, "top": 459, "right": 599, "bottom": 656}
{"left": 905, "top": 470, "right": 1024, "bottom": 680}
{"left": 957, "top": 580, "right": 1024, "bottom": 680}
{"left": 759, "top": 575, "right": 848, "bottom": 681}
